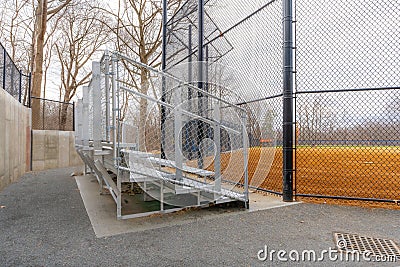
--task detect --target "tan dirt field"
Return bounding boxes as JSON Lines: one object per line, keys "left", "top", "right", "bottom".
{"left": 191, "top": 146, "right": 400, "bottom": 209}
{"left": 243, "top": 147, "right": 399, "bottom": 209}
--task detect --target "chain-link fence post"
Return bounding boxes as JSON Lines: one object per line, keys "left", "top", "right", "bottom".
{"left": 188, "top": 25, "right": 193, "bottom": 110}
{"left": 2, "top": 49, "right": 6, "bottom": 90}
{"left": 28, "top": 72, "right": 32, "bottom": 108}
{"left": 18, "top": 69, "right": 22, "bottom": 103}
{"left": 72, "top": 102, "right": 75, "bottom": 132}
{"left": 282, "top": 0, "right": 294, "bottom": 202}
{"left": 197, "top": 0, "right": 205, "bottom": 169}
{"left": 161, "top": 0, "right": 168, "bottom": 161}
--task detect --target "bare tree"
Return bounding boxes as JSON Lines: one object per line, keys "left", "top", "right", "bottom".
{"left": 386, "top": 97, "right": 400, "bottom": 123}
{"left": 0, "top": 0, "right": 32, "bottom": 67}
{"left": 97, "top": 0, "right": 182, "bottom": 149}
{"left": 54, "top": 1, "right": 110, "bottom": 130}
{"left": 31, "top": 0, "right": 72, "bottom": 125}
{"left": 297, "top": 96, "right": 337, "bottom": 144}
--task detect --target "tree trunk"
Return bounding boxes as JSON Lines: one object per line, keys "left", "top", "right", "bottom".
{"left": 60, "top": 97, "right": 71, "bottom": 131}
{"left": 31, "top": 0, "right": 48, "bottom": 129}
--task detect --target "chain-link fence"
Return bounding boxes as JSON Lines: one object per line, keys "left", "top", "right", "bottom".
{"left": 165, "top": 0, "right": 400, "bottom": 205}
{"left": 294, "top": 0, "right": 400, "bottom": 203}
{"left": 31, "top": 96, "right": 75, "bottom": 131}
{"left": 165, "top": 0, "right": 284, "bottom": 193}
{"left": 0, "top": 42, "right": 31, "bottom": 106}
{"left": 1, "top": 42, "right": 75, "bottom": 131}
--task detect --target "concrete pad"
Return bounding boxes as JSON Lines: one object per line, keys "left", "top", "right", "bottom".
{"left": 76, "top": 175, "right": 299, "bottom": 238}
{"left": 248, "top": 190, "right": 299, "bottom": 212}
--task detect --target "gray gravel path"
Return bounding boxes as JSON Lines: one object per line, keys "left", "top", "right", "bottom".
{"left": 0, "top": 167, "right": 399, "bottom": 266}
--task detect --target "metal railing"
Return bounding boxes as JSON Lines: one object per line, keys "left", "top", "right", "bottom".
{"left": 75, "top": 50, "right": 250, "bottom": 218}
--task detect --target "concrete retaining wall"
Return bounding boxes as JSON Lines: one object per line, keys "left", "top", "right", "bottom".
{"left": 32, "top": 130, "right": 82, "bottom": 171}
{"left": 0, "top": 89, "right": 31, "bottom": 191}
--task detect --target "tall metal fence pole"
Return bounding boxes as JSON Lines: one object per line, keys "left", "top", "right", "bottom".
{"left": 28, "top": 72, "right": 32, "bottom": 108}
{"left": 72, "top": 102, "right": 75, "bottom": 132}
{"left": 161, "top": 0, "right": 167, "bottom": 160}
{"left": 188, "top": 25, "right": 193, "bottom": 111}
{"left": 18, "top": 69, "right": 22, "bottom": 103}
{"left": 2, "top": 49, "right": 6, "bottom": 90}
{"left": 282, "top": 0, "right": 294, "bottom": 202}
{"left": 197, "top": 0, "right": 205, "bottom": 169}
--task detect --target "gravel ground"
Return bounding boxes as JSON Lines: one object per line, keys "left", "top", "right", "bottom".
{"left": 0, "top": 167, "right": 399, "bottom": 266}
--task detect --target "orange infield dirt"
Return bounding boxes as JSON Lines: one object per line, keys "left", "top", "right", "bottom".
{"left": 242, "top": 147, "right": 400, "bottom": 209}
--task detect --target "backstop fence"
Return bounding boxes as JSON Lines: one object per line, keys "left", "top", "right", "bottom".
{"left": 164, "top": 0, "right": 400, "bottom": 205}
{"left": 0, "top": 42, "right": 31, "bottom": 106}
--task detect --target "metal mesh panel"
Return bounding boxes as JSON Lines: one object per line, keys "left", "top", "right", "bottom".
{"left": 167, "top": 0, "right": 282, "bottom": 100}
{"left": 0, "top": 42, "right": 30, "bottom": 105}
{"left": 4, "top": 52, "right": 20, "bottom": 99}
{"left": 31, "top": 97, "right": 74, "bottom": 131}
{"left": 248, "top": 96, "right": 283, "bottom": 192}
{"left": 296, "top": 0, "right": 400, "bottom": 92}
{"left": 296, "top": 90, "right": 400, "bottom": 199}
{"left": 295, "top": 0, "right": 400, "bottom": 201}
{"left": 166, "top": 0, "right": 283, "bottom": 193}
